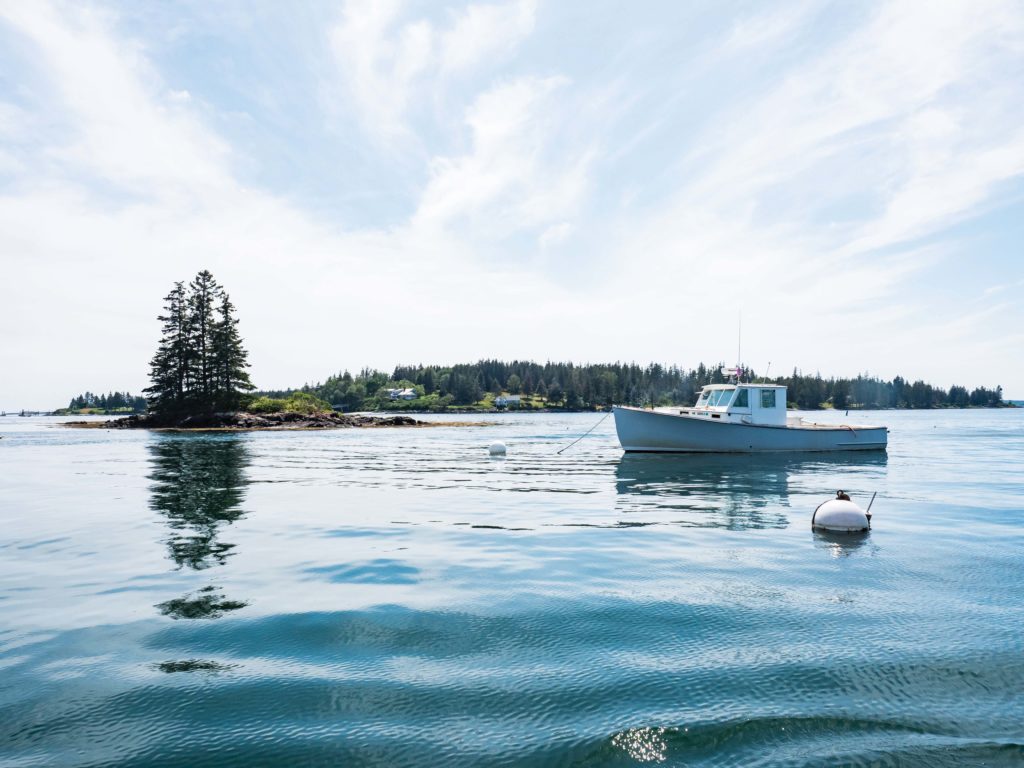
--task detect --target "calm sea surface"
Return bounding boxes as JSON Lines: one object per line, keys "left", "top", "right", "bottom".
{"left": 1, "top": 410, "right": 1022, "bottom": 767}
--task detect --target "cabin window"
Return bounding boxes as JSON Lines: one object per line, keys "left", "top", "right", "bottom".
{"left": 697, "top": 390, "right": 711, "bottom": 405}
{"left": 734, "top": 388, "right": 749, "bottom": 408}
{"left": 760, "top": 389, "right": 776, "bottom": 409}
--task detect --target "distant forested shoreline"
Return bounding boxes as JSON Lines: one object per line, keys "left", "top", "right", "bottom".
{"left": 40, "top": 271, "right": 1014, "bottom": 418}
{"left": 55, "top": 391, "right": 148, "bottom": 415}
{"left": 255, "top": 361, "right": 1009, "bottom": 413}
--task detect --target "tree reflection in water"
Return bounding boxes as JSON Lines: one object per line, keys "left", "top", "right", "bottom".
{"left": 156, "top": 584, "right": 248, "bottom": 620}
{"left": 156, "top": 659, "right": 236, "bottom": 674}
{"left": 148, "top": 435, "right": 250, "bottom": 619}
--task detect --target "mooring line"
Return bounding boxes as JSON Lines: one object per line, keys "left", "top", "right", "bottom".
{"left": 557, "top": 410, "right": 612, "bottom": 454}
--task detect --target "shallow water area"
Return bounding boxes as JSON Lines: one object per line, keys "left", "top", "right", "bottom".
{"left": 1, "top": 410, "right": 1023, "bottom": 766}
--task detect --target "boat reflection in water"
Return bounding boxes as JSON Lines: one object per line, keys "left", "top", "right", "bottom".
{"left": 147, "top": 435, "right": 250, "bottom": 621}
{"left": 614, "top": 451, "right": 887, "bottom": 531}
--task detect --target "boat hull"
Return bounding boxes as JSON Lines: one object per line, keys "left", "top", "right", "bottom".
{"left": 613, "top": 406, "right": 887, "bottom": 453}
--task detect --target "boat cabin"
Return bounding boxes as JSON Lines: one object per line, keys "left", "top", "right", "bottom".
{"left": 686, "top": 384, "right": 788, "bottom": 426}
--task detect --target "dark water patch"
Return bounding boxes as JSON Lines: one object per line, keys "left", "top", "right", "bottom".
{"left": 156, "top": 659, "right": 235, "bottom": 674}
{"left": 98, "top": 585, "right": 169, "bottom": 596}
{"left": 15, "top": 536, "right": 72, "bottom": 550}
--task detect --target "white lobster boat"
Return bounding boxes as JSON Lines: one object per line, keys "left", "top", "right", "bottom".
{"left": 613, "top": 383, "right": 887, "bottom": 453}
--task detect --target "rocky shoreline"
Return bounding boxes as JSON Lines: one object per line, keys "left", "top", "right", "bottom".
{"left": 63, "top": 411, "right": 474, "bottom": 431}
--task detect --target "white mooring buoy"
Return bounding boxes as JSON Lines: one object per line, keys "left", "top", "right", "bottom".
{"left": 488, "top": 441, "right": 507, "bottom": 456}
{"left": 812, "top": 491, "right": 873, "bottom": 532}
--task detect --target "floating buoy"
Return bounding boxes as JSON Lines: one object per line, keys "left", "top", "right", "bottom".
{"left": 812, "top": 491, "right": 871, "bottom": 532}
{"left": 488, "top": 441, "right": 507, "bottom": 456}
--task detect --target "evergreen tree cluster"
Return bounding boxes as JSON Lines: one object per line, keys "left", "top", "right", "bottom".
{"left": 145, "top": 271, "right": 254, "bottom": 416}
{"left": 67, "top": 391, "right": 147, "bottom": 412}
{"left": 266, "top": 360, "right": 1005, "bottom": 412}
{"left": 777, "top": 371, "right": 1003, "bottom": 410}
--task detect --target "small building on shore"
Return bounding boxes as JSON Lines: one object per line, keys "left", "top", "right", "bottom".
{"left": 495, "top": 394, "right": 521, "bottom": 408}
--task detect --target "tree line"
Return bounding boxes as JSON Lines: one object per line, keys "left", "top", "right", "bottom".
{"left": 65, "top": 391, "right": 148, "bottom": 413}
{"left": 145, "top": 270, "right": 254, "bottom": 416}
{"left": 266, "top": 360, "right": 1006, "bottom": 411}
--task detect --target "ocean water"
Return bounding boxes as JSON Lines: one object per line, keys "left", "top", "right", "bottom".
{"left": 1, "top": 410, "right": 1022, "bottom": 767}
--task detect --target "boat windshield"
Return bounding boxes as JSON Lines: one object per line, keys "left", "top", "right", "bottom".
{"left": 707, "top": 388, "right": 734, "bottom": 407}
{"left": 697, "top": 390, "right": 712, "bottom": 406}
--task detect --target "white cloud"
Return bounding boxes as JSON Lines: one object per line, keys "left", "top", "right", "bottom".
{"left": 720, "top": 1, "right": 818, "bottom": 56}
{"left": 328, "top": 0, "right": 433, "bottom": 139}
{"left": 539, "top": 222, "right": 572, "bottom": 251}
{"left": 413, "top": 75, "right": 593, "bottom": 245}
{"left": 1, "top": 0, "right": 1023, "bottom": 408}
{"left": 679, "top": 0, "right": 1023, "bottom": 224}
{"left": 1, "top": 2, "right": 229, "bottom": 194}
{"left": 439, "top": 0, "right": 536, "bottom": 74}
{"left": 984, "top": 278, "right": 1024, "bottom": 297}
{"left": 0, "top": 101, "right": 29, "bottom": 138}
{"left": 327, "top": 0, "right": 537, "bottom": 140}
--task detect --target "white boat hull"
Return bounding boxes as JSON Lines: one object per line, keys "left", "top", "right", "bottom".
{"left": 613, "top": 406, "right": 887, "bottom": 453}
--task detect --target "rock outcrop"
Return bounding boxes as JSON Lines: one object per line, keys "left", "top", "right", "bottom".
{"left": 98, "top": 411, "right": 425, "bottom": 430}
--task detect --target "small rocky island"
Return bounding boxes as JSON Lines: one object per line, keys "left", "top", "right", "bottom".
{"left": 70, "top": 270, "right": 480, "bottom": 432}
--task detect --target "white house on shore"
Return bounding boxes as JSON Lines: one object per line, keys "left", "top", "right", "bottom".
{"left": 385, "top": 388, "right": 418, "bottom": 401}
{"left": 495, "top": 394, "right": 521, "bottom": 407}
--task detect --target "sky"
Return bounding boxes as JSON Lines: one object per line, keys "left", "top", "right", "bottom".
{"left": 1, "top": 0, "right": 1023, "bottom": 410}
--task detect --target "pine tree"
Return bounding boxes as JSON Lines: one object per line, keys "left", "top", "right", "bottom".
{"left": 145, "top": 282, "right": 189, "bottom": 416}
{"left": 211, "top": 290, "right": 254, "bottom": 410}
{"left": 187, "top": 270, "right": 220, "bottom": 405}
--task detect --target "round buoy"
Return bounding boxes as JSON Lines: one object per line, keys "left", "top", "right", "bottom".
{"left": 812, "top": 498, "right": 869, "bottom": 532}
{"left": 488, "top": 441, "right": 507, "bottom": 456}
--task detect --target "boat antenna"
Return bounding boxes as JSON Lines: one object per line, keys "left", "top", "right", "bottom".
{"left": 763, "top": 361, "right": 771, "bottom": 383}
{"left": 737, "top": 312, "right": 742, "bottom": 376}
